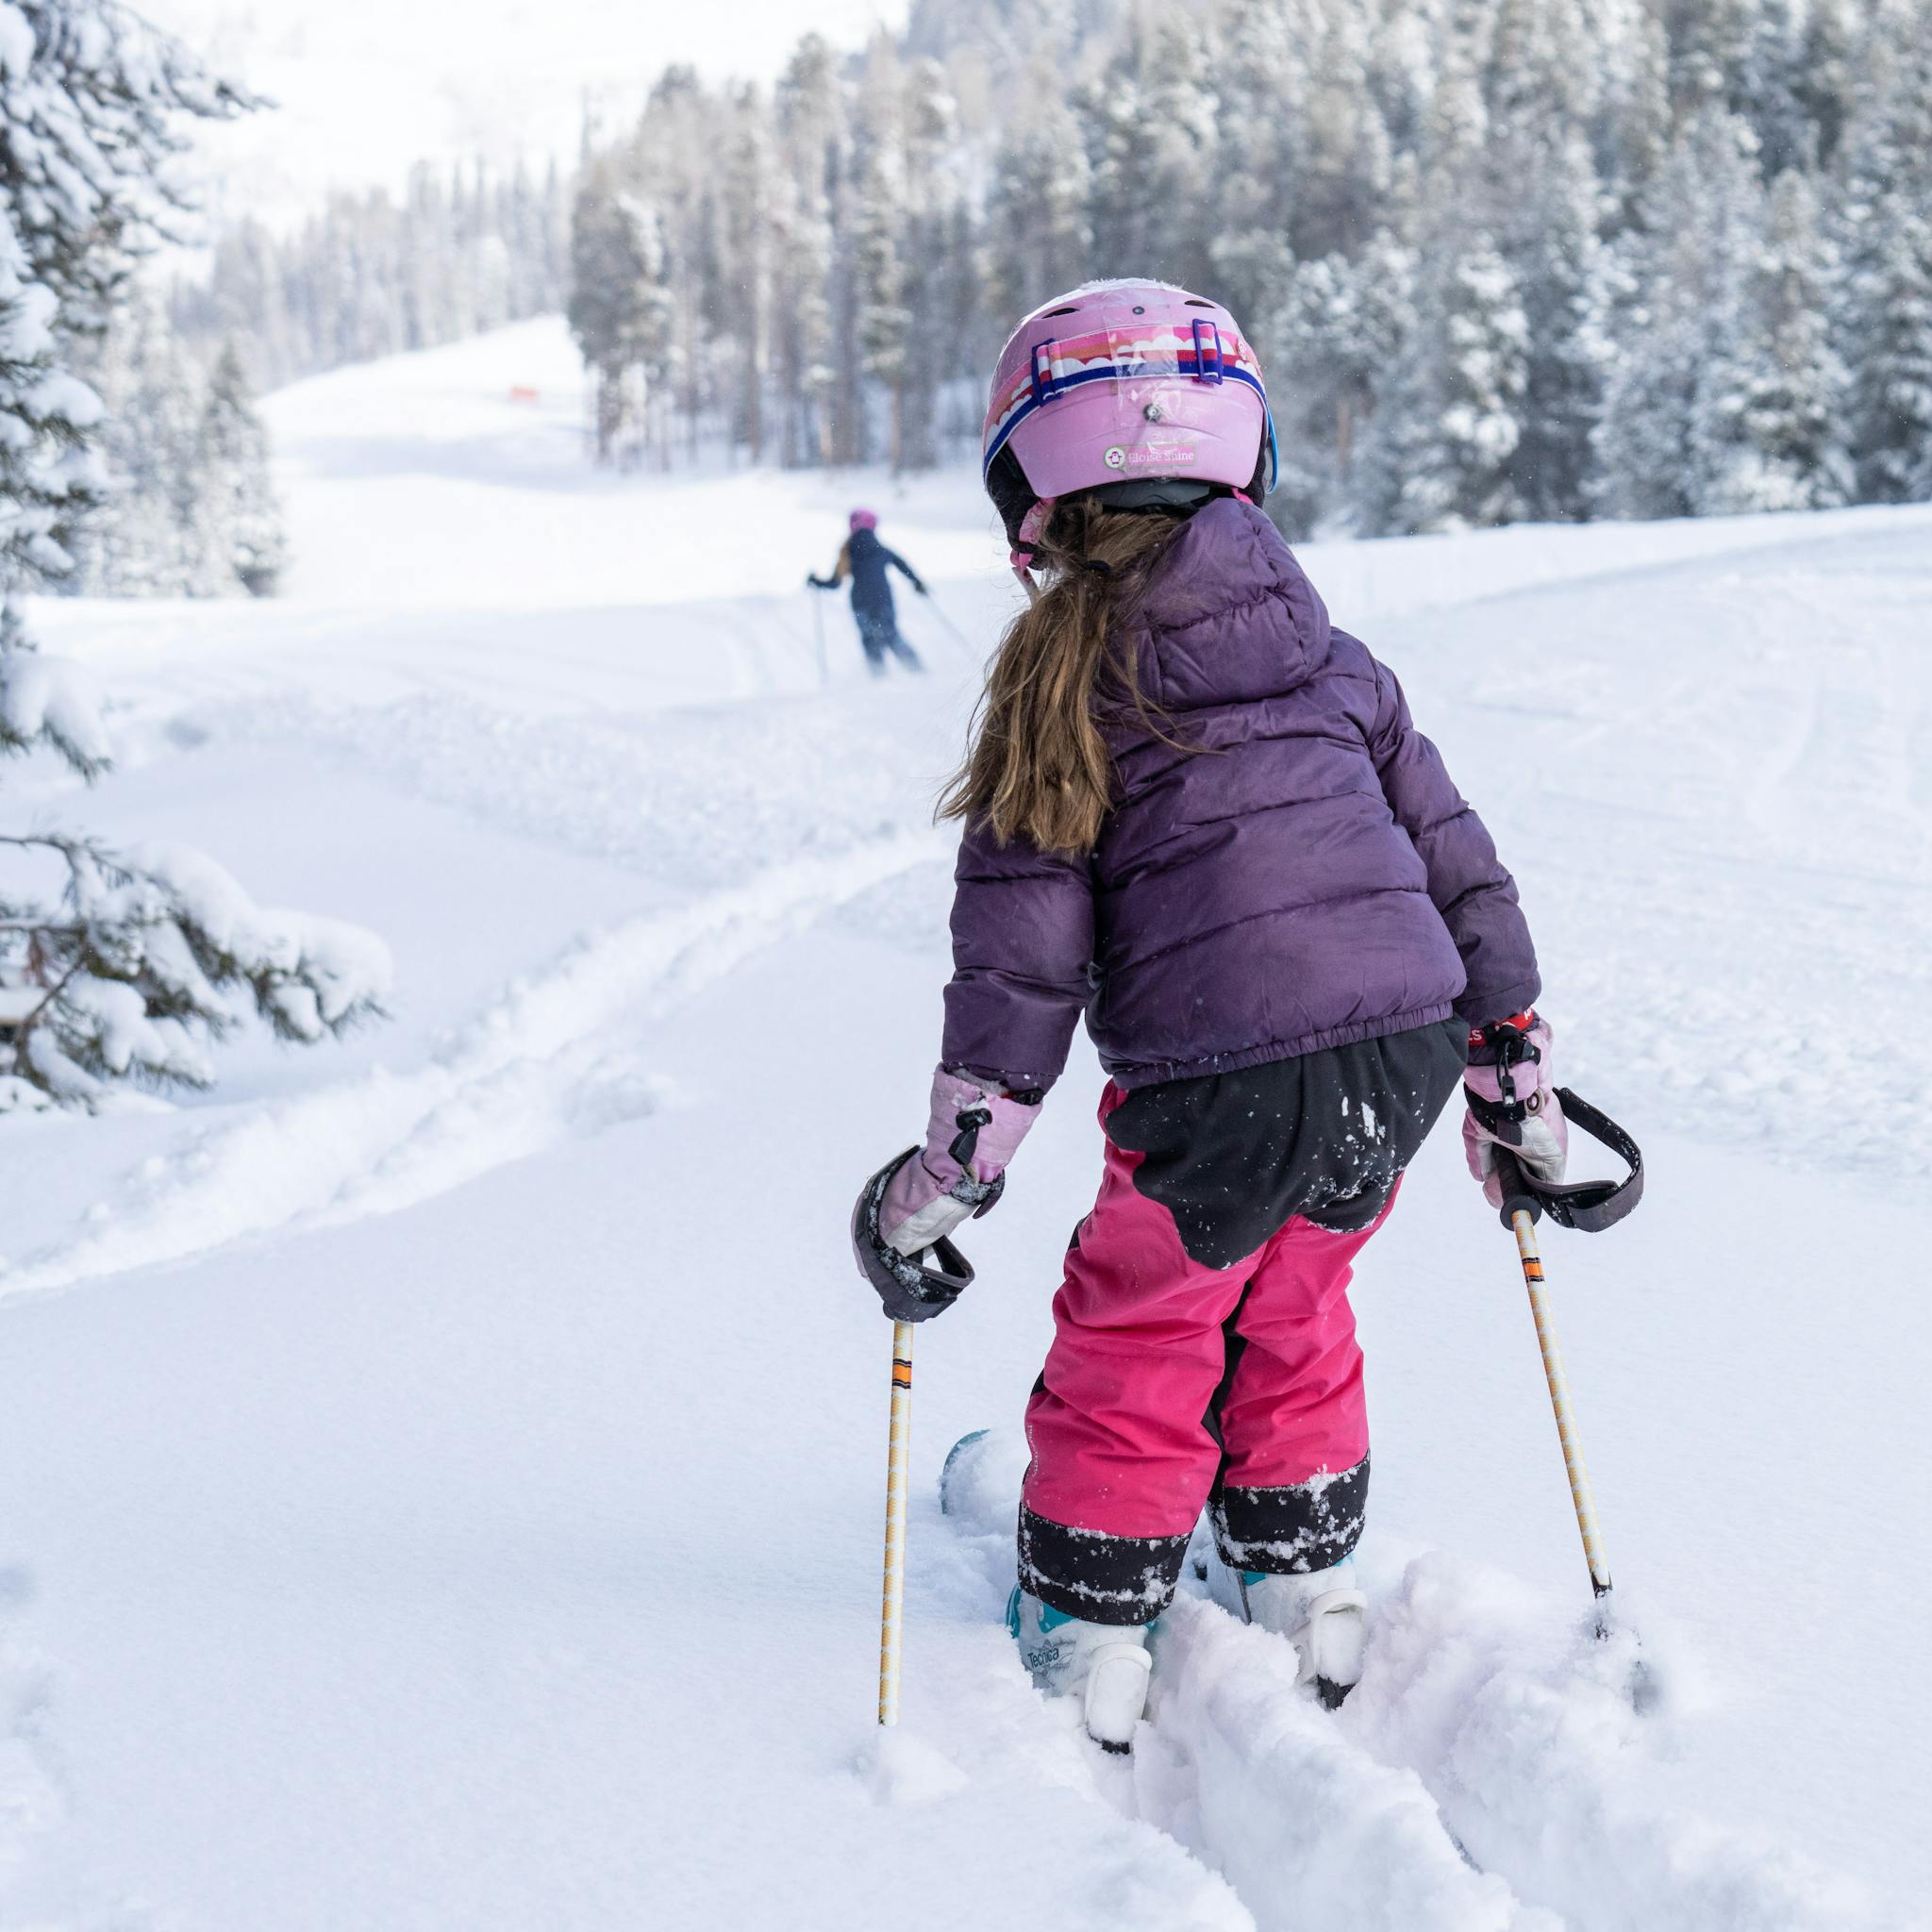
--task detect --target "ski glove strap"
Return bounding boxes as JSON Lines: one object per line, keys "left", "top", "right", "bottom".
{"left": 848, "top": 1070, "right": 1041, "bottom": 1323}
{"left": 1493, "top": 1088, "right": 1645, "bottom": 1232}
{"left": 1464, "top": 1014, "right": 1568, "bottom": 1208}
{"left": 852, "top": 1149, "right": 977, "bottom": 1322}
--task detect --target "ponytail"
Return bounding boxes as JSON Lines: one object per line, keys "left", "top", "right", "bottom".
{"left": 939, "top": 500, "right": 1189, "bottom": 856}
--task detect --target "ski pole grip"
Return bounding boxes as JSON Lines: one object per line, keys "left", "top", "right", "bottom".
{"left": 1492, "top": 1148, "right": 1543, "bottom": 1228}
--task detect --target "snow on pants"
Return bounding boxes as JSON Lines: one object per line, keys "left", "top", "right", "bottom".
{"left": 1017, "top": 1020, "right": 1467, "bottom": 1625}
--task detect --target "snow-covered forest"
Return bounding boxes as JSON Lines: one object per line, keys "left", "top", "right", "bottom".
{"left": 62, "top": 314, "right": 285, "bottom": 597}
{"left": 167, "top": 160, "right": 573, "bottom": 390}
{"left": 51, "top": 158, "right": 573, "bottom": 596}
{"left": 569, "top": 0, "right": 1932, "bottom": 531}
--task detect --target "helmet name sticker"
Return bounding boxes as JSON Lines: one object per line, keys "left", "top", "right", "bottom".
{"left": 1105, "top": 444, "right": 1198, "bottom": 471}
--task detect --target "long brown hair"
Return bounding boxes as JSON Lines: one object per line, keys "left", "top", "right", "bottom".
{"left": 939, "top": 499, "right": 1191, "bottom": 856}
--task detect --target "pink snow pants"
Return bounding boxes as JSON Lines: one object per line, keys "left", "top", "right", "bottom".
{"left": 1022, "top": 1085, "right": 1389, "bottom": 1545}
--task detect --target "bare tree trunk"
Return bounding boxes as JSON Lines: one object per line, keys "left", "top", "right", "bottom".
{"left": 594, "top": 367, "right": 625, "bottom": 464}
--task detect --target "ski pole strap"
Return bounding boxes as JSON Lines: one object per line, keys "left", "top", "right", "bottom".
{"left": 1491, "top": 1089, "right": 1644, "bottom": 1233}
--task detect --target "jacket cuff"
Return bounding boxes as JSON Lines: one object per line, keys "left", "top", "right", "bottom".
{"left": 1453, "top": 974, "right": 1541, "bottom": 1029}
{"left": 946, "top": 1059, "right": 1058, "bottom": 1099}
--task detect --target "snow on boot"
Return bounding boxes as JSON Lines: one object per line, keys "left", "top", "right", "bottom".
{"left": 1241, "top": 1557, "right": 1368, "bottom": 1708}
{"left": 1007, "top": 1586, "right": 1152, "bottom": 1754}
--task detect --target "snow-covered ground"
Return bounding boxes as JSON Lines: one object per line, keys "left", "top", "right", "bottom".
{"left": 6, "top": 318, "right": 1930, "bottom": 1930}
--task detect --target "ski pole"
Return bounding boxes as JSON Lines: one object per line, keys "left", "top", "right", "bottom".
{"left": 877, "top": 1319, "right": 914, "bottom": 1725}
{"left": 810, "top": 590, "right": 828, "bottom": 686}
{"left": 1494, "top": 1149, "right": 1613, "bottom": 1634}
{"left": 920, "top": 591, "right": 977, "bottom": 662}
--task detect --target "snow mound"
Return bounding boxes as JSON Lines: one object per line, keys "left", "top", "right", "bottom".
{"left": 1348, "top": 1555, "right": 1891, "bottom": 1932}
{"left": 937, "top": 1426, "right": 1896, "bottom": 1932}
{"left": 853, "top": 1728, "right": 969, "bottom": 1807}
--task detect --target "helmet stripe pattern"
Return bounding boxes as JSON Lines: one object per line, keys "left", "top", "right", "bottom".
{"left": 982, "top": 323, "right": 1269, "bottom": 478}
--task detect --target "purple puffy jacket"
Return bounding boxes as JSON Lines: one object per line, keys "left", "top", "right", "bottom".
{"left": 941, "top": 499, "right": 1539, "bottom": 1094}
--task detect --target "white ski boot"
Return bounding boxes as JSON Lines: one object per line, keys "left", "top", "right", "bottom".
{"left": 1240, "top": 1557, "right": 1368, "bottom": 1707}
{"left": 1008, "top": 1586, "right": 1153, "bottom": 1753}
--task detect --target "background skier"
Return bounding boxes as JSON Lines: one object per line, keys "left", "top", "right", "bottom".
{"left": 808, "top": 508, "right": 927, "bottom": 675}
{"left": 851, "top": 280, "right": 1564, "bottom": 1751}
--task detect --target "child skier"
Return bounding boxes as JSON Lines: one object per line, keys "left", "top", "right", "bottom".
{"left": 851, "top": 281, "right": 1567, "bottom": 1750}
{"left": 808, "top": 508, "right": 927, "bottom": 675}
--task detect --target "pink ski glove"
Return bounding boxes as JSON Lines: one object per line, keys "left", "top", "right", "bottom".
{"left": 1462, "top": 1013, "right": 1569, "bottom": 1212}
{"left": 878, "top": 1067, "right": 1041, "bottom": 1257}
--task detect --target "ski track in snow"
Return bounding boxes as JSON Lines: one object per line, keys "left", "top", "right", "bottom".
{"left": 1346, "top": 1558, "right": 1888, "bottom": 1932}
{"left": 935, "top": 1428, "right": 1904, "bottom": 1932}
{"left": 1, "top": 831, "right": 946, "bottom": 1298}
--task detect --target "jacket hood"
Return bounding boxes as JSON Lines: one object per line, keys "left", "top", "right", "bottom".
{"left": 1129, "top": 498, "right": 1332, "bottom": 712}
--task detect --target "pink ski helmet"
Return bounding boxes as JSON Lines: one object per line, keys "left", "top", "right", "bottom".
{"left": 850, "top": 508, "right": 879, "bottom": 532}
{"left": 981, "top": 279, "right": 1276, "bottom": 577}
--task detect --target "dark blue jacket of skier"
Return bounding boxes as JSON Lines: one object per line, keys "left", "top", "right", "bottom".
{"left": 808, "top": 510, "right": 925, "bottom": 675}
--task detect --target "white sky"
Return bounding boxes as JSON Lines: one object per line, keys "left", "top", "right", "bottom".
{"left": 138, "top": 0, "right": 912, "bottom": 230}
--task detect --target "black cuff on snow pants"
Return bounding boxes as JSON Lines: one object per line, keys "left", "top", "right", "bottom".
{"left": 1016, "top": 1457, "right": 1372, "bottom": 1624}
{"left": 1211, "top": 1455, "right": 1370, "bottom": 1574}
{"left": 1017, "top": 1507, "right": 1192, "bottom": 1626}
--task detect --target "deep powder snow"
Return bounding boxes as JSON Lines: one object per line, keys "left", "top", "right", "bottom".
{"left": 0, "top": 318, "right": 1926, "bottom": 1931}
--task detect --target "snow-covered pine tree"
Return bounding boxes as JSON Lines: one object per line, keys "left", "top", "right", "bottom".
{"left": 1207, "top": 0, "right": 1312, "bottom": 347}
{"left": 891, "top": 57, "right": 957, "bottom": 473}
{"left": 773, "top": 35, "right": 841, "bottom": 469}
{"left": 852, "top": 50, "right": 911, "bottom": 473}
{"left": 566, "top": 157, "right": 672, "bottom": 464}
{"left": 0, "top": 828, "right": 391, "bottom": 1109}
{"left": 1740, "top": 0, "right": 1807, "bottom": 175}
{"left": 0, "top": 0, "right": 386, "bottom": 1108}
{"left": 1483, "top": 0, "right": 1608, "bottom": 523}
{"left": 1833, "top": 5, "right": 1932, "bottom": 506}
{"left": 1662, "top": 0, "right": 1756, "bottom": 115}
{"left": 1599, "top": 1, "right": 1674, "bottom": 229}
{"left": 1293, "top": 0, "right": 1394, "bottom": 260}
{"left": 1377, "top": 235, "right": 1531, "bottom": 533}
{"left": 1264, "top": 230, "right": 1416, "bottom": 536}
{"left": 984, "top": 63, "right": 1092, "bottom": 325}
{"left": 1795, "top": 0, "right": 1857, "bottom": 168}
{"left": 1595, "top": 108, "right": 1766, "bottom": 519}
{"left": 1357, "top": 40, "right": 1532, "bottom": 535}
{"left": 66, "top": 299, "right": 212, "bottom": 596}
{"left": 198, "top": 341, "right": 284, "bottom": 595}
{"left": 723, "top": 85, "right": 774, "bottom": 464}
{"left": 1080, "top": 13, "right": 1220, "bottom": 290}
{"left": 1694, "top": 168, "right": 1851, "bottom": 513}
{"left": 635, "top": 67, "right": 721, "bottom": 460}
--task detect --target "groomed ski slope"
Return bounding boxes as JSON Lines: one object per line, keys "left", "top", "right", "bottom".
{"left": 4, "top": 316, "right": 1928, "bottom": 1930}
